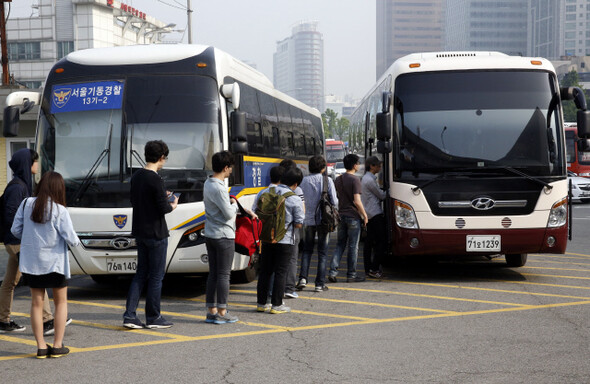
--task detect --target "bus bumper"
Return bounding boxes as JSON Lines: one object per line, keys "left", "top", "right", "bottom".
{"left": 392, "top": 226, "right": 568, "bottom": 257}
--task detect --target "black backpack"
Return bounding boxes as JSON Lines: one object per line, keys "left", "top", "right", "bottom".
{"left": 0, "top": 178, "right": 27, "bottom": 240}
{"left": 316, "top": 175, "right": 340, "bottom": 232}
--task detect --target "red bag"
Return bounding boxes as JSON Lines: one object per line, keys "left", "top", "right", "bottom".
{"left": 232, "top": 196, "right": 261, "bottom": 262}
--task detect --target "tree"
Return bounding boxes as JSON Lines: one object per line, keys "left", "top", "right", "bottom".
{"left": 322, "top": 108, "right": 338, "bottom": 138}
{"left": 561, "top": 70, "right": 585, "bottom": 123}
{"left": 333, "top": 117, "right": 350, "bottom": 142}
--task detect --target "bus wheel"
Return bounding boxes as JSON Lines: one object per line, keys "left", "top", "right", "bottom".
{"left": 505, "top": 253, "right": 527, "bottom": 267}
{"left": 231, "top": 264, "right": 257, "bottom": 284}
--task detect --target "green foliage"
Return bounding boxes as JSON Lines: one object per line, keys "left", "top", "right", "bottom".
{"left": 561, "top": 70, "right": 582, "bottom": 123}
{"left": 322, "top": 108, "right": 350, "bottom": 141}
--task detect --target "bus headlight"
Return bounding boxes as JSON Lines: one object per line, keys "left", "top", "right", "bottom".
{"left": 547, "top": 198, "right": 567, "bottom": 228}
{"left": 178, "top": 224, "right": 206, "bottom": 248}
{"left": 395, "top": 200, "right": 418, "bottom": 229}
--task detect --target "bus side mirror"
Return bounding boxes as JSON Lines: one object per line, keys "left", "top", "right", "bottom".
{"left": 3, "top": 106, "right": 20, "bottom": 137}
{"left": 376, "top": 112, "right": 391, "bottom": 141}
{"left": 231, "top": 110, "right": 247, "bottom": 154}
{"left": 577, "top": 109, "right": 590, "bottom": 138}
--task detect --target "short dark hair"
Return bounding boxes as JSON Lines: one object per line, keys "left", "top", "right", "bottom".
{"left": 144, "top": 140, "right": 169, "bottom": 163}
{"left": 29, "top": 149, "right": 39, "bottom": 162}
{"left": 279, "top": 159, "right": 297, "bottom": 170}
{"left": 211, "top": 151, "right": 235, "bottom": 173}
{"left": 343, "top": 154, "right": 360, "bottom": 170}
{"left": 269, "top": 166, "right": 285, "bottom": 184}
{"left": 308, "top": 155, "right": 326, "bottom": 174}
{"left": 281, "top": 167, "right": 303, "bottom": 187}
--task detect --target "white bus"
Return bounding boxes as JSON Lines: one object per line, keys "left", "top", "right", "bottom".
{"left": 4, "top": 44, "right": 323, "bottom": 282}
{"left": 350, "top": 52, "right": 590, "bottom": 267}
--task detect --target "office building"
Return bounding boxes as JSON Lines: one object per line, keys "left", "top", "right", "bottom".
{"left": 274, "top": 21, "right": 325, "bottom": 113}
{"left": 445, "top": 0, "right": 528, "bottom": 55}
{"left": 376, "top": 0, "right": 444, "bottom": 80}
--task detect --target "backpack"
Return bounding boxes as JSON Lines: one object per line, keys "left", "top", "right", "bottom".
{"left": 316, "top": 175, "right": 340, "bottom": 232}
{"left": 255, "top": 187, "right": 296, "bottom": 243}
{"left": 0, "top": 178, "right": 27, "bottom": 241}
{"left": 231, "top": 195, "right": 262, "bottom": 260}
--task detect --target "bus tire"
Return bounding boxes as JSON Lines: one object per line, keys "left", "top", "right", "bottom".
{"left": 231, "top": 264, "right": 257, "bottom": 284}
{"left": 505, "top": 253, "right": 527, "bottom": 267}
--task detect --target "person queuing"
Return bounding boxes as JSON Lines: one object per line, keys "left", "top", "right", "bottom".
{"left": 0, "top": 149, "right": 71, "bottom": 337}
{"left": 278, "top": 159, "right": 305, "bottom": 299}
{"left": 123, "top": 140, "right": 178, "bottom": 330}
{"left": 11, "top": 171, "right": 80, "bottom": 358}
{"left": 204, "top": 151, "right": 256, "bottom": 324}
{"left": 361, "top": 156, "right": 387, "bottom": 278}
{"left": 328, "top": 154, "right": 369, "bottom": 283}
{"left": 256, "top": 168, "right": 304, "bottom": 314}
{"left": 297, "top": 155, "right": 338, "bottom": 292}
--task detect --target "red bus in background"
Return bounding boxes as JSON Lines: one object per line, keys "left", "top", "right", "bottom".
{"left": 325, "top": 139, "right": 347, "bottom": 177}
{"left": 565, "top": 124, "right": 590, "bottom": 177}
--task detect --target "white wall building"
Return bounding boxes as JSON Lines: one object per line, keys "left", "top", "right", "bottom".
{"left": 0, "top": 0, "right": 175, "bottom": 186}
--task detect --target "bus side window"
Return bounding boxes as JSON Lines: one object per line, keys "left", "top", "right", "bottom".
{"left": 272, "top": 126, "right": 280, "bottom": 154}
{"left": 258, "top": 91, "right": 279, "bottom": 155}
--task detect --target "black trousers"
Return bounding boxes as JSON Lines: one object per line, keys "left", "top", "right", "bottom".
{"left": 364, "top": 214, "right": 386, "bottom": 273}
{"left": 257, "top": 242, "right": 293, "bottom": 307}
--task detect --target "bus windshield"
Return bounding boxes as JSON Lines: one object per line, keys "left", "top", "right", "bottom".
{"left": 395, "top": 71, "right": 564, "bottom": 177}
{"left": 37, "top": 75, "right": 220, "bottom": 207}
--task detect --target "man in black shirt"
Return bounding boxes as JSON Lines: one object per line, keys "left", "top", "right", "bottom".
{"left": 123, "top": 140, "right": 178, "bottom": 329}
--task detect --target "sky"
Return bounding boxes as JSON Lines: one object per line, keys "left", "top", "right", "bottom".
{"left": 10, "top": 0, "right": 376, "bottom": 101}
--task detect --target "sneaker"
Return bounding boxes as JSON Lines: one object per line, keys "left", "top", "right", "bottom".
{"left": 368, "top": 270, "right": 383, "bottom": 279}
{"left": 328, "top": 275, "right": 338, "bottom": 283}
{"left": 0, "top": 320, "right": 26, "bottom": 333}
{"left": 256, "top": 304, "right": 271, "bottom": 313}
{"left": 346, "top": 276, "right": 366, "bottom": 283}
{"left": 295, "top": 278, "right": 307, "bottom": 290}
{"left": 50, "top": 345, "right": 70, "bottom": 358}
{"left": 36, "top": 346, "right": 51, "bottom": 359}
{"left": 284, "top": 291, "right": 299, "bottom": 299}
{"left": 270, "top": 304, "right": 291, "bottom": 314}
{"left": 205, "top": 313, "right": 217, "bottom": 323}
{"left": 314, "top": 285, "right": 329, "bottom": 292}
{"left": 146, "top": 316, "right": 173, "bottom": 329}
{"left": 43, "top": 318, "right": 73, "bottom": 336}
{"left": 123, "top": 317, "right": 145, "bottom": 329}
{"left": 213, "top": 312, "right": 239, "bottom": 324}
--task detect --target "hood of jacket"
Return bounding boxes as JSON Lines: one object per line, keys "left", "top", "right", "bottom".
{"left": 8, "top": 148, "right": 33, "bottom": 195}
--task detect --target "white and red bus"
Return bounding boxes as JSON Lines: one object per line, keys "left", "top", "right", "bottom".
{"left": 565, "top": 124, "right": 590, "bottom": 176}
{"left": 350, "top": 51, "right": 590, "bottom": 267}
{"left": 325, "top": 139, "right": 347, "bottom": 177}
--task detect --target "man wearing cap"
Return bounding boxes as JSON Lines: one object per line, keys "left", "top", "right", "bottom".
{"left": 362, "top": 156, "right": 387, "bottom": 278}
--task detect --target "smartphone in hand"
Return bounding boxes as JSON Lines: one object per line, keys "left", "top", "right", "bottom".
{"left": 168, "top": 192, "right": 181, "bottom": 202}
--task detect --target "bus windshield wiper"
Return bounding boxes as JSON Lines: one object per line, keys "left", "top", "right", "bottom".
{"left": 411, "top": 172, "right": 454, "bottom": 193}
{"left": 70, "top": 123, "right": 113, "bottom": 204}
{"left": 496, "top": 166, "right": 553, "bottom": 190}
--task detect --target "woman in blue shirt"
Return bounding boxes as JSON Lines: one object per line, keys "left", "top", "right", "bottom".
{"left": 11, "top": 171, "right": 80, "bottom": 358}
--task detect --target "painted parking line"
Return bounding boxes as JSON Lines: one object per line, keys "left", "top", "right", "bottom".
{"left": 524, "top": 265, "right": 590, "bottom": 273}
{"left": 520, "top": 272, "right": 590, "bottom": 280}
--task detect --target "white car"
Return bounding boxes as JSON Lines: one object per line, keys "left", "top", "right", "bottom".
{"left": 333, "top": 161, "right": 346, "bottom": 178}
{"left": 568, "top": 171, "right": 590, "bottom": 203}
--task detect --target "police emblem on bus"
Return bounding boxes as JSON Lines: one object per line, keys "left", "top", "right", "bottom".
{"left": 52, "top": 88, "right": 72, "bottom": 108}
{"left": 113, "top": 215, "right": 128, "bottom": 229}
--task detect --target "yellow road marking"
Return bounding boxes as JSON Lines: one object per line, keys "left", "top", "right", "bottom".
{"left": 323, "top": 286, "right": 528, "bottom": 307}
{"left": 521, "top": 272, "right": 590, "bottom": 280}
{"left": 527, "top": 259, "right": 590, "bottom": 267}
{"left": 230, "top": 288, "right": 458, "bottom": 314}
{"left": 524, "top": 265, "right": 590, "bottom": 273}
{"left": 388, "top": 280, "right": 590, "bottom": 300}
{"left": 5, "top": 298, "right": 590, "bottom": 361}
{"left": 530, "top": 254, "right": 590, "bottom": 261}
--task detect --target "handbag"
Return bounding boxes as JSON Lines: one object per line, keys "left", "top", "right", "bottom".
{"left": 231, "top": 195, "right": 261, "bottom": 264}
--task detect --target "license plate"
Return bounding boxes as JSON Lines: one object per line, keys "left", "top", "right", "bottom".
{"left": 106, "top": 258, "right": 137, "bottom": 273}
{"left": 466, "top": 235, "right": 501, "bottom": 252}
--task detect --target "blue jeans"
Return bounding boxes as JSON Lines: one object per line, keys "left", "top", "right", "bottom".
{"left": 329, "top": 217, "right": 362, "bottom": 278}
{"left": 124, "top": 237, "right": 168, "bottom": 324}
{"left": 299, "top": 225, "right": 330, "bottom": 287}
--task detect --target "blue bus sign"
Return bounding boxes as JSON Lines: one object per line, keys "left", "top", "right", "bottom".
{"left": 50, "top": 81, "right": 124, "bottom": 114}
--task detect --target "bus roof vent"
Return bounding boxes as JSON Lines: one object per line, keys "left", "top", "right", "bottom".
{"left": 436, "top": 53, "right": 477, "bottom": 58}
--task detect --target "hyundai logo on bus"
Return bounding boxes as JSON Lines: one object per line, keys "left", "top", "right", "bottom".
{"left": 471, "top": 197, "right": 495, "bottom": 210}
{"left": 110, "top": 237, "right": 132, "bottom": 250}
